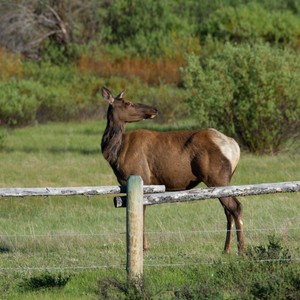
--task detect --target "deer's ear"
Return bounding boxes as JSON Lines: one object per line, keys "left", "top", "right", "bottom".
{"left": 101, "top": 87, "right": 114, "bottom": 104}
{"left": 116, "top": 90, "right": 126, "bottom": 100}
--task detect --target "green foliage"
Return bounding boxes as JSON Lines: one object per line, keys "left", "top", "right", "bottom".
{"left": 0, "top": 62, "right": 105, "bottom": 126}
{"left": 191, "top": 237, "right": 297, "bottom": 300}
{"left": 200, "top": 2, "right": 300, "bottom": 48}
{"left": 100, "top": 0, "right": 192, "bottom": 58}
{"left": 24, "top": 61, "right": 77, "bottom": 86}
{"left": 39, "top": 40, "right": 70, "bottom": 65}
{"left": 39, "top": 41, "right": 86, "bottom": 66}
{"left": 183, "top": 43, "right": 300, "bottom": 153}
{"left": 258, "top": 0, "right": 300, "bottom": 13}
{"left": 248, "top": 235, "right": 292, "bottom": 263}
{"left": 0, "top": 77, "right": 76, "bottom": 126}
{"left": 0, "top": 79, "right": 39, "bottom": 126}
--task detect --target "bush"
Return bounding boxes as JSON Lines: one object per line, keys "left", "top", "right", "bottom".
{"left": 21, "top": 62, "right": 101, "bottom": 123}
{"left": 1, "top": 60, "right": 176, "bottom": 126}
{"left": 0, "top": 76, "right": 81, "bottom": 126}
{"left": 0, "top": 80, "right": 39, "bottom": 126}
{"left": 199, "top": 3, "right": 300, "bottom": 49}
{"left": 247, "top": 235, "right": 292, "bottom": 263}
{"left": 173, "top": 235, "right": 298, "bottom": 300}
{"left": 100, "top": 0, "right": 192, "bottom": 58}
{"left": 35, "top": 86, "right": 78, "bottom": 122}
{"left": 183, "top": 43, "right": 300, "bottom": 153}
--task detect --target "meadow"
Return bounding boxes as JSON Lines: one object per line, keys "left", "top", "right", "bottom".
{"left": 0, "top": 120, "right": 299, "bottom": 299}
{"left": 0, "top": 1, "right": 299, "bottom": 298}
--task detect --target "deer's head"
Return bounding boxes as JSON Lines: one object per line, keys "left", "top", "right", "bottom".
{"left": 102, "top": 87, "right": 158, "bottom": 123}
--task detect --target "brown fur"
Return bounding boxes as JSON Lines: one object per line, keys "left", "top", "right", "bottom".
{"left": 101, "top": 87, "right": 245, "bottom": 254}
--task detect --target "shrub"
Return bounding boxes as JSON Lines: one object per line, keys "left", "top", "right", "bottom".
{"left": 247, "top": 236, "right": 295, "bottom": 300}
{"left": 35, "top": 86, "right": 77, "bottom": 122}
{"left": 23, "top": 62, "right": 99, "bottom": 122}
{"left": 199, "top": 3, "right": 300, "bottom": 49}
{"left": 23, "top": 62, "right": 76, "bottom": 86}
{"left": 0, "top": 74, "right": 79, "bottom": 126}
{"left": 183, "top": 43, "right": 300, "bottom": 153}
{"left": 247, "top": 235, "right": 292, "bottom": 263}
{"left": 0, "top": 80, "right": 39, "bottom": 126}
{"left": 100, "top": 0, "right": 192, "bottom": 58}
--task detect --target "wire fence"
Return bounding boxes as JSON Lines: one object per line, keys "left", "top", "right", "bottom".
{"left": 0, "top": 226, "right": 299, "bottom": 237}
{"left": 0, "top": 182, "right": 299, "bottom": 274}
{"left": 0, "top": 226, "right": 299, "bottom": 273}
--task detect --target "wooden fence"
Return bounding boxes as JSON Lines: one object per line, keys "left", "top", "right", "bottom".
{"left": 115, "top": 178, "right": 300, "bottom": 287}
{"left": 1, "top": 179, "right": 299, "bottom": 287}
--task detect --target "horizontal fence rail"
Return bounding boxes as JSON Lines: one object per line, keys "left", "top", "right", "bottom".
{"left": 0, "top": 185, "right": 165, "bottom": 197}
{"left": 114, "top": 181, "right": 300, "bottom": 207}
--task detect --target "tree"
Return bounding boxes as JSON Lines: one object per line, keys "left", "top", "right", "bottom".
{"left": 0, "top": 0, "right": 101, "bottom": 59}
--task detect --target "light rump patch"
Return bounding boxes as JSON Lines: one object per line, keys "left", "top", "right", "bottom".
{"left": 208, "top": 128, "right": 240, "bottom": 172}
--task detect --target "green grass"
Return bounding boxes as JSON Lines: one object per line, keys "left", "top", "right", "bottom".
{"left": 0, "top": 121, "right": 299, "bottom": 299}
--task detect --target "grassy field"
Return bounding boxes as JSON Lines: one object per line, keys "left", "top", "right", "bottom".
{"left": 0, "top": 121, "right": 299, "bottom": 299}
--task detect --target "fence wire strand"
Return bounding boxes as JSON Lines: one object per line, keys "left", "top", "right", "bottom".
{"left": 0, "top": 226, "right": 299, "bottom": 238}
{"left": 1, "top": 258, "right": 300, "bottom": 273}
{"left": 0, "top": 219, "right": 299, "bottom": 273}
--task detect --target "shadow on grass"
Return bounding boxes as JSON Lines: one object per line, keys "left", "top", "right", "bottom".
{"left": 2, "top": 146, "right": 100, "bottom": 155}
{"left": 20, "top": 272, "right": 71, "bottom": 291}
{"left": 0, "top": 239, "right": 12, "bottom": 253}
{"left": 0, "top": 245, "right": 11, "bottom": 253}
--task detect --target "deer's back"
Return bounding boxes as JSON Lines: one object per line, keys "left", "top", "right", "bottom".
{"left": 115, "top": 128, "right": 240, "bottom": 190}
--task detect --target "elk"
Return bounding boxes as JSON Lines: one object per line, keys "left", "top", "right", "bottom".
{"left": 101, "top": 87, "right": 245, "bottom": 254}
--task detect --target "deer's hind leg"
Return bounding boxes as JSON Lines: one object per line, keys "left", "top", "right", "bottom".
{"left": 223, "top": 207, "right": 234, "bottom": 253}
{"left": 219, "top": 196, "right": 244, "bottom": 254}
{"left": 203, "top": 174, "right": 245, "bottom": 254}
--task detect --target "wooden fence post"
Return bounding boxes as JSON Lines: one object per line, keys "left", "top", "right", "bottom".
{"left": 126, "top": 176, "right": 143, "bottom": 288}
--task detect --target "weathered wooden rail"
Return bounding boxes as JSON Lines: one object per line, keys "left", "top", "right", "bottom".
{"left": 114, "top": 181, "right": 300, "bottom": 207}
{"left": 0, "top": 185, "right": 165, "bottom": 197}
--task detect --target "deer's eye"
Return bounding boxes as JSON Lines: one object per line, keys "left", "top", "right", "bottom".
{"left": 125, "top": 101, "right": 133, "bottom": 107}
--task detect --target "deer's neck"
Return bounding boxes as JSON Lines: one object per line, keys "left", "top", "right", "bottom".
{"left": 101, "top": 113, "right": 125, "bottom": 166}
